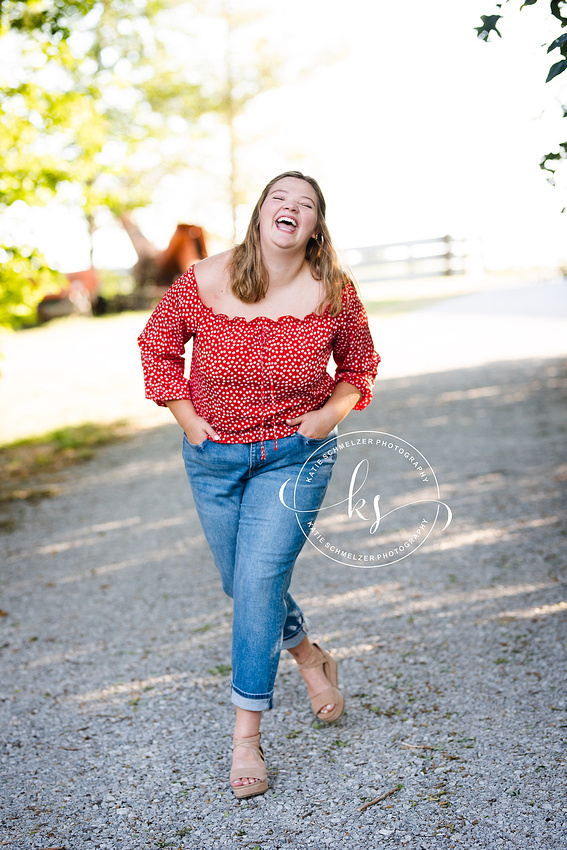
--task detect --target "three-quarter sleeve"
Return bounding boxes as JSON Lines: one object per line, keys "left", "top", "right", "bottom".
{"left": 137, "top": 271, "right": 201, "bottom": 406}
{"left": 332, "top": 283, "right": 380, "bottom": 409}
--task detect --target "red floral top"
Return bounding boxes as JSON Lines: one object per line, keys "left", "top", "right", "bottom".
{"left": 138, "top": 265, "right": 379, "bottom": 446}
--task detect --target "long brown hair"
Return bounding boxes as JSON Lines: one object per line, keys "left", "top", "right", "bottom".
{"left": 229, "top": 171, "right": 352, "bottom": 316}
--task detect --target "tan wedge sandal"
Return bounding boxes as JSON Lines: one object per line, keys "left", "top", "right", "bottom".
{"left": 297, "top": 642, "right": 345, "bottom": 723}
{"left": 230, "top": 733, "right": 268, "bottom": 799}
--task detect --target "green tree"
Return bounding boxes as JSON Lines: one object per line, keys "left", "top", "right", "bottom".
{"left": 476, "top": 1, "right": 567, "bottom": 187}
{"left": 0, "top": 0, "right": 209, "bottom": 327}
{"left": 0, "top": 246, "right": 63, "bottom": 329}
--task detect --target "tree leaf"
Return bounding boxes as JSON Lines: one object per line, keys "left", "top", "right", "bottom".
{"left": 547, "top": 33, "right": 567, "bottom": 53}
{"left": 546, "top": 58, "right": 567, "bottom": 82}
{"left": 551, "top": 0, "right": 567, "bottom": 24}
{"left": 539, "top": 143, "right": 567, "bottom": 185}
{"left": 475, "top": 15, "right": 502, "bottom": 41}
{"left": 521, "top": 0, "right": 539, "bottom": 7}
{"left": 540, "top": 152, "right": 562, "bottom": 170}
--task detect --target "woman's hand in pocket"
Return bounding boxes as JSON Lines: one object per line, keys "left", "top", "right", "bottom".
{"left": 287, "top": 382, "right": 362, "bottom": 439}
{"left": 165, "top": 399, "right": 220, "bottom": 444}
{"left": 184, "top": 416, "right": 220, "bottom": 446}
{"left": 286, "top": 409, "right": 336, "bottom": 440}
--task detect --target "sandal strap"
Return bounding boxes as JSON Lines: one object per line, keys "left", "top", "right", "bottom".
{"left": 297, "top": 642, "right": 345, "bottom": 723}
{"left": 296, "top": 642, "right": 326, "bottom": 671}
{"left": 232, "top": 732, "right": 263, "bottom": 749}
{"left": 310, "top": 686, "right": 341, "bottom": 716}
{"left": 230, "top": 733, "right": 267, "bottom": 783}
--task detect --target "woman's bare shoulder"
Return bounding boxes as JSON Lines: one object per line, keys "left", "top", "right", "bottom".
{"left": 193, "top": 250, "right": 233, "bottom": 295}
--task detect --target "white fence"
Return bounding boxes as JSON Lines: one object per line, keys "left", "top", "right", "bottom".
{"left": 343, "top": 235, "right": 483, "bottom": 282}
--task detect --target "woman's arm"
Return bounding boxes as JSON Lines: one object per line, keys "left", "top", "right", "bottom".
{"left": 138, "top": 272, "right": 200, "bottom": 407}
{"left": 286, "top": 381, "right": 362, "bottom": 439}
{"left": 331, "top": 284, "right": 380, "bottom": 410}
{"left": 165, "top": 399, "right": 220, "bottom": 444}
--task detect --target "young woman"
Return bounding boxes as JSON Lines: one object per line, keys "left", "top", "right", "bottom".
{"left": 138, "top": 171, "right": 379, "bottom": 798}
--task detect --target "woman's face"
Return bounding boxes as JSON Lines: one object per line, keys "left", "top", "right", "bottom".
{"left": 258, "top": 176, "right": 319, "bottom": 252}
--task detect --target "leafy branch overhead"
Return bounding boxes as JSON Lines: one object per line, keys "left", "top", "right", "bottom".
{"left": 476, "top": 0, "right": 567, "bottom": 186}
{"left": 546, "top": 31, "right": 567, "bottom": 81}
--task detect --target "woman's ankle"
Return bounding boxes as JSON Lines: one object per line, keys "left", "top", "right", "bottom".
{"left": 233, "top": 706, "right": 262, "bottom": 740}
{"left": 286, "top": 635, "right": 313, "bottom": 665}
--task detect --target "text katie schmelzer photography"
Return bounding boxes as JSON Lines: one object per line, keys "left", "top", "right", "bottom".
{"left": 279, "top": 430, "right": 452, "bottom": 568}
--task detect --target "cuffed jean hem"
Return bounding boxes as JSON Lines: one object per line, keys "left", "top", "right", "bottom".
{"left": 231, "top": 684, "right": 273, "bottom": 712}
{"left": 281, "top": 623, "right": 310, "bottom": 650}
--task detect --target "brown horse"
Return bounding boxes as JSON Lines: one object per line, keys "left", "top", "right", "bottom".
{"left": 155, "top": 224, "right": 208, "bottom": 287}
{"left": 120, "top": 216, "right": 208, "bottom": 289}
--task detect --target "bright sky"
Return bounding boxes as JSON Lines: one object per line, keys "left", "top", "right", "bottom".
{"left": 6, "top": 0, "right": 567, "bottom": 271}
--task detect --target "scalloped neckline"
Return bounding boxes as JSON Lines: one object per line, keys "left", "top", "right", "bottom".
{"left": 188, "top": 265, "right": 330, "bottom": 325}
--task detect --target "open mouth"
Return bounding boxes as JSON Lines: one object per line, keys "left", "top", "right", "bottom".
{"left": 276, "top": 216, "right": 298, "bottom": 232}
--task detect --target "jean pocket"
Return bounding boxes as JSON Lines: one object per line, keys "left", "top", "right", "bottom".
{"left": 295, "top": 428, "right": 337, "bottom": 446}
{"left": 183, "top": 433, "right": 208, "bottom": 450}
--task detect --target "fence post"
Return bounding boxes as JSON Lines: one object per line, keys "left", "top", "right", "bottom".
{"left": 443, "top": 235, "right": 452, "bottom": 276}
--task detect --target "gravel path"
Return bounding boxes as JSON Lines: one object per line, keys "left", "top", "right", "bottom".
{"left": 1, "top": 279, "right": 566, "bottom": 849}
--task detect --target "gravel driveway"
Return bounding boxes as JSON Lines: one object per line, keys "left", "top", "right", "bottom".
{"left": 1, "top": 278, "right": 566, "bottom": 849}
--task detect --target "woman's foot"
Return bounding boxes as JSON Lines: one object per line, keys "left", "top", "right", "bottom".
{"left": 230, "top": 708, "right": 267, "bottom": 797}
{"left": 230, "top": 734, "right": 268, "bottom": 798}
{"left": 289, "top": 638, "right": 344, "bottom": 722}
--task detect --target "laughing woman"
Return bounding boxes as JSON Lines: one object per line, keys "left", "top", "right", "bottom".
{"left": 138, "top": 171, "right": 379, "bottom": 798}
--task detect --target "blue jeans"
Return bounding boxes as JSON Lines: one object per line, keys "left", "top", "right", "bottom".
{"left": 182, "top": 431, "right": 337, "bottom": 711}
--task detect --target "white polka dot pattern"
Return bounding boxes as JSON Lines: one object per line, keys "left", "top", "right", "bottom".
{"left": 138, "top": 266, "right": 380, "bottom": 445}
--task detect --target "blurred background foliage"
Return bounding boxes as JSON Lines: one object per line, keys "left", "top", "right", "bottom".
{"left": 0, "top": 0, "right": 297, "bottom": 328}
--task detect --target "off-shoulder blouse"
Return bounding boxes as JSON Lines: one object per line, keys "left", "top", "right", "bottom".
{"left": 138, "top": 265, "right": 379, "bottom": 447}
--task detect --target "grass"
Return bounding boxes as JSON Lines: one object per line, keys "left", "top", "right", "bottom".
{"left": 0, "top": 421, "right": 130, "bottom": 530}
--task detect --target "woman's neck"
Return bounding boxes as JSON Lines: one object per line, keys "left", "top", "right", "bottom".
{"left": 261, "top": 246, "right": 309, "bottom": 290}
